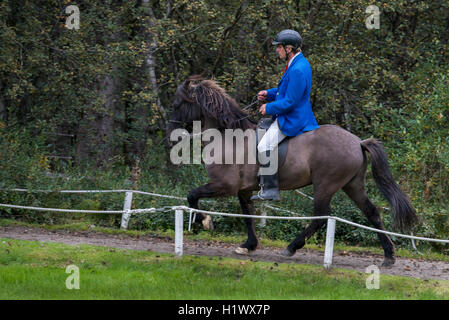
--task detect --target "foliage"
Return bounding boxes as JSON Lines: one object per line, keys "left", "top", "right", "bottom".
{"left": 0, "top": 1, "right": 448, "bottom": 248}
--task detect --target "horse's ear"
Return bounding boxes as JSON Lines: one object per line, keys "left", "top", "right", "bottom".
{"left": 186, "top": 76, "right": 204, "bottom": 101}
{"left": 186, "top": 75, "right": 203, "bottom": 89}
{"left": 183, "top": 79, "right": 191, "bottom": 90}
{"left": 180, "top": 78, "right": 199, "bottom": 103}
{"left": 193, "top": 83, "right": 206, "bottom": 101}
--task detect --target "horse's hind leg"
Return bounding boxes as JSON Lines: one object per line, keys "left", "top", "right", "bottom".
{"left": 235, "top": 190, "right": 258, "bottom": 254}
{"left": 281, "top": 192, "right": 332, "bottom": 257}
{"left": 342, "top": 178, "right": 395, "bottom": 267}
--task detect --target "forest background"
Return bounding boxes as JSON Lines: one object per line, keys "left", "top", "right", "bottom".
{"left": 0, "top": 0, "right": 448, "bottom": 249}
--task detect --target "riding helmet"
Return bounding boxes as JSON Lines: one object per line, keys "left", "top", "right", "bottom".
{"left": 272, "top": 29, "right": 302, "bottom": 50}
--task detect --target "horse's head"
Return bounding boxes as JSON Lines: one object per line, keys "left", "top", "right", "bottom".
{"left": 167, "top": 76, "right": 203, "bottom": 138}
{"left": 167, "top": 75, "right": 256, "bottom": 141}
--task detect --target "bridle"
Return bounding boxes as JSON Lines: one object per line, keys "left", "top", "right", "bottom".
{"left": 241, "top": 94, "right": 259, "bottom": 111}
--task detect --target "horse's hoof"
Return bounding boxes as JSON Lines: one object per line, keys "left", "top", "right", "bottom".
{"left": 202, "top": 215, "right": 214, "bottom": 231}
{"left": 381, "top": 257, "right": 395, "bottom": 268}
{"left": 234, "top": 247, "right": 249, "bottom": 255}
{"left": 280, "top": 248, "right": 295, "bottom": 257}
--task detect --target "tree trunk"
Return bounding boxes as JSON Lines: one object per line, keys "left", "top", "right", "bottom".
{"left": 95, "top": 72, "right": 120, "bottom": 162}
{"left": 0, "top": 81, "right": 5, "bottom": 121}
{"left": 142, "top": 0, "right": 168, "bottom": 128}
{"left": 75, "top": 71, "right": 120, "bottom": 167}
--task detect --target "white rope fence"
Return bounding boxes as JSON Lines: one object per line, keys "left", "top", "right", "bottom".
{"left": 0, "top": 203, "right": 124, "bottom": 214}
{"left": 0, "top": 188, "right": 447, "bottom": 269}
{"left": 293, "top": 190, "right": 420, "bottom": 251}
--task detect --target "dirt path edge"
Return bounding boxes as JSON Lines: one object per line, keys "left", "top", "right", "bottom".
{"left": 1, "top": 225, "right": 448, "bottom": 281}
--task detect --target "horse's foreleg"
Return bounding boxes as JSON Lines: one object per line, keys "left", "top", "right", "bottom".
{"left": 235, "top": 190, "right": 258, "bottom": 254}
{"left": 187, "top": 183, "right": 230, "bottom": 230}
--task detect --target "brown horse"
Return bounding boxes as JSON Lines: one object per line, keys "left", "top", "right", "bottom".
{"left": 167, "top": 75, "right": 418, "bottom": 267}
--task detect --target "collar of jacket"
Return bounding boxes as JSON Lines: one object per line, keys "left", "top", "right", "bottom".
{"left": 287, "top": 51, "right": 302, "bottom": 68}
{"left": 280, "top": 52, "right": 303, "bottom": 82}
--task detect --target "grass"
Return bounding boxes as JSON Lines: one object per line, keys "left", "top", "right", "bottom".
{"left": 0, "top": 238, "right": 448, "bottom": 300}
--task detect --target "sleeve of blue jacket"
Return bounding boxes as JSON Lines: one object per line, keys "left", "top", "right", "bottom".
{"left": 266, "top": 88, "right": 278, "bottom": 102}
{"left": 265, "top": 69, "right": 306, "bottom": 116}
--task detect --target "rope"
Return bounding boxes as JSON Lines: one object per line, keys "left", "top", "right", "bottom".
{"left": 294, "top": 189, "right": 423, "bottom": 250}
{"left": 295, "top": 190, "right": 314, "bottom": 200}
{"left": 264, "top": 203, "right": 307, "bottom": 216}
{"left": 170, "top": 205, "right": 449, "bottom": 244}
{"left": 0, "top": 203, "right": 124, "bottom": 214}
{"left": 1, "top": 188, "right": 448, "bottom": 245}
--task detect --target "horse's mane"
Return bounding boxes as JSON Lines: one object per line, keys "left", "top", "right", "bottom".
{"left": 186, "top": 75, "right": 257, "bottom": 130}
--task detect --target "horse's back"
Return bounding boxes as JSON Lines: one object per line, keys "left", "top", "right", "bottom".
{"left": 279, "top": 125, "right": 365, "bottom": 190}
{"left": 310, "top": 124, "right": 362, "bottom": 151}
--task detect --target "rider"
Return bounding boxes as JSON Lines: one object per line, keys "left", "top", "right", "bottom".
{"left": 251, "top": 29, "right": 319, "bottom": 201}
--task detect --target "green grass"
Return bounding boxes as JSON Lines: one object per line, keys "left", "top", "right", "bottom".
{"left": 0, "top": 238, "right": 448, "bottom": 300}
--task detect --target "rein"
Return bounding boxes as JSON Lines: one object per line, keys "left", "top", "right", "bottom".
{"left": 228, "top": 94, "right": 259, "bottom": 126}
{"left": 242, "top": 95, "right": 259, "bottom": 110}
{"left": 169, "top": 94, "right": 259, "bottom": 128}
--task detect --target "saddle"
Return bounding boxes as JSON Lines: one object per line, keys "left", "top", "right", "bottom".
{"left": 256, "top": 118, "right": 290, "bottom": 169}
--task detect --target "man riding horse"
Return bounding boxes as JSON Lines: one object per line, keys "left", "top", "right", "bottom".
{"left": 252, "top": 29, "right": 319, "bottom": 201}
{"left": 168, "top": 29, "right": 418, "bottom": 266}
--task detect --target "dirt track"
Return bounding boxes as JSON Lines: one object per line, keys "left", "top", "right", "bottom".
{"left": 1, "top": 225, "right": 448, "bottom": 281}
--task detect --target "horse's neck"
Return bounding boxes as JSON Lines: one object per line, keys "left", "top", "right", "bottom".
{"left": 202, "top": 117, "right": 221, "bottom": 131}
{"left": 202, "top": 115, "right": 257, "bottom": 131}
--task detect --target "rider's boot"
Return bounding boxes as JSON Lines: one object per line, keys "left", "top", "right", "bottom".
{"left": 250, "top": 150, "right": 280, "bottom": 201}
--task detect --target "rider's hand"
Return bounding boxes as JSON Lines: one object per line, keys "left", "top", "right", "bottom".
{"left": 259, "top": 104, "right": 267, "bottom": 115}
{"left": 257, "top": 90, "right": 268, "bottom": 101}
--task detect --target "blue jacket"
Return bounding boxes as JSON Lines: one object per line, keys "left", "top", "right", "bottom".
{"left": 265, "top": 52, "right": 319, "bottom": 137}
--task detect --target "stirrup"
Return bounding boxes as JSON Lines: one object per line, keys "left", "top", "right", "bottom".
{"left": 250, "top": 182, "right": 265, "bottom": 201}
{"left": 250, "top": 189, "right": 265, "bottom": 201}
{"left": 250, "top": 187, "right": 280, "bottom": 201}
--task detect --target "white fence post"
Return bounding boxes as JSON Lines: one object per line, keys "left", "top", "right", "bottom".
{"left": 175, "top": 209, "right": 184, "bottom": 257}
{"left": 120, "top": 191, "right": 133, "bottom": 230}
{"left": 260, "top": 206, "right": 267, "bottom": 227}
{"left": 323, "top": 218, "right": 336, "bottom": 269}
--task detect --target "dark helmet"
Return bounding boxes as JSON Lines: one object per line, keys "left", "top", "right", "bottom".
{"left": 272, "top": 29, "right": 302, "bottom": 50}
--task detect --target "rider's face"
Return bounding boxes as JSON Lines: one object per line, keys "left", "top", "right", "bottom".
{"left": 276, "top": 44, "right": 290, "bottom": 60}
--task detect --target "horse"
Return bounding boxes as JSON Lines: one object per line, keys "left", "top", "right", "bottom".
{"left": 167, "top": 75, "right": 418, "bottom": 267}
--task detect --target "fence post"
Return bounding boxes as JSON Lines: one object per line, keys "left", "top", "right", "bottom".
{"left": 260, "top": 206, "right": 267, "bottom": 227}
{"left": 120, "top": 191, "right": 133, "bottom": 230}
{"left": 175, "top": 209, "right": 184, "bottom": 257}
{"left": 323, "top": 218, "right": 336, "bottom": 269}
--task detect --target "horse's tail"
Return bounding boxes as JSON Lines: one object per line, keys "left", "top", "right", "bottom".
{"left": 361, "top": 138, "right": 418, "bottom": 231}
